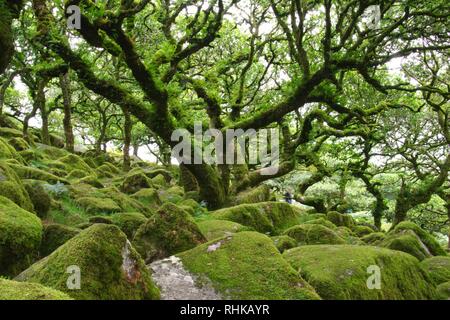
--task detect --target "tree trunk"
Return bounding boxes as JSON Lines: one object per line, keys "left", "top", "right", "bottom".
{"left": 123, "top": 109, "right": 132, "bottom": 171}
{"left": 24, "top": 78, "right": 46, "bottom": 142}
{"left": 133, "top": 142, "right": 139, "bottom": 157}
{"left": 40, "top": 103, "right": 50, "bottom": 145}
{"left": 59, "top": 72, "right": 74, "bottom": 152}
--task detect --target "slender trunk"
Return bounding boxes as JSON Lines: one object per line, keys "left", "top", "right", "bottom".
{"left": 59, "top": 72, "right": 74, "bottom": 152}
{"left": 40, "top": 104, "right": 50, "bottom": 145}
{"left": 133, "top": 142, "right": 139, "bottom": 157}
{"left": 446, "top": 202, "right": 450, "bottom": 250}
{"left": 123, "top": 109, "right": 132, "bottom": 171}
{"left": 24, "top": 78, "right": 46, "bottom": 142}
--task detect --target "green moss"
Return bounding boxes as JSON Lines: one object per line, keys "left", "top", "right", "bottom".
{"left": 283, "top": 224, "right": 346, "bottom": 245}
{"left": 8, "top": 137, "right": 30, "bottom": 151}
{"left": 110, "top": 212, "right": 147, "bottom": 239}
{"left": 133, "top": 203, "right": 206, "bottom": 262}
{"left": 57, "top": 154, "right": 94, "bottom": 175}
{"left": 151, "top": 174, "right": 168, "bottom": 187}
{"left": 40, "top": 224, "right": 81, "bottom": 258}
{"left": 131, "top": 188, "right": 162, "bottom": 212}
{"left": 283, "top": 245, "right": 438, "bottom": 300}
{"left": 436, "top": 281, "right": 450, "bottom": 300}
{"left": 327, "top": 211, "right": 355, "bottom": 228}
{"left": 157, "top": 186, "right": 184, "bottom": 203}
{"left": 0, "top": 161, "right": 34, "bottom": 212}
{"left": 120, "top": 171, "right": 153, "bottom": 194}
{"left": 68, "top": 183, "right": 103, "bottom": 200}
{"left": 75, "top": 196, "right": 121, "bottom": 214}
{"left": 0, "top": 127, "right": 23, "bottom": 139}
{"left": 232, "top": 184, "right": 271, "bottom": 205}
{"left": 66, "top": 169, "right": 88, "bottom": 180}
{"left": 0, "top": 196, "right": 43, "bottom": 277}
{"left": 100, "top": 187, "right": 149, "bottom": 215}
{"left": 75, "top": 175, "right": 104, "bottom": 188}
{"left": 23, "top": 180, "right": 51, "bottom": 219}
{"left": 393, "top": 222, "right": 447, "bottom": 256}
{"left": 353, "top": 225, "right": 374, "bottom": 237}
{"left": 420, "top": 256, "right": 450, "bottom": 285}
{"left": 361, "top": 232, "right": 386, "bottom": 245}
{"left": 297, "top": 213, "right": 328, "bottom": 223}
{"left": 9, "top": 163, "right": 69, "bottom": 185}
{"left": 303, "top": 218, "right": 337, "bottom": 229}
{"left": 197, "top": 219, "right": 250, "bottom": 241}
{"left": 271, "top": 235, "right": 297, "bottom": 253}
{"left": 211, "top": 202, "right": 305, "bottom": 235}
{"left": 38, "top": 145, "right": 69, "bottom": 159}
{"left": 381, "top": 230, "right": 432, "bottom": 261}
{"left": 0, "top": 137, "right": 23, "bottom": 163}
{"left": 0, "top": 278, "right": 72, "bottom": 300}
{"left": 178, "top": 231, "right": 320, "bottom": 300}
{"left": 96, "top": 162, "right": 121, "bottom": 178}
{"left": 16, "top": 224, "right": 160, "bottom": 300}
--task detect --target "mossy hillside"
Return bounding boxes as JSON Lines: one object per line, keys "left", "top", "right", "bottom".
{"left": 178, "top": 231, "right": 320, "bottom": 300}
{"left": 436, "top": 281, "right": 450, "bottom": 300}
{"left": 381, "top": 230, "right": 432, "bottom": 261}
{"left": 392, "top": 222, "right": 447, "bottom": 256}
{"left": 0, "top": 161, "right": 34, "bottom": 212}
{"left": 326, "top": 211, "right": 355, "bottom": 228}
{"left": 0, "top": 278, "right": 73, "bottom": 300}
{"left": 133, "top": 203, "right": 206, "bottom": 263}
{"left": 110, "top": 212, "right": 148, "bottom": 239}
{"left": 419, "top": 256, "right": 450, "bottom": 285}
{"left": 75, "top": 196, "right": 121, "bottom": 214}
{"left": 197, "top": 219, "right": 250, "bottom": 241}
{"left": 283, "top": 245, "right": 438, "bottom": 300}
{"left": 0, "top": 196, "right": 43, "bottom": 277}
{"left": 283, "top": 224, "right": 346, "bottom": 245}
{"left": 16, "top": 224, "right": 160, "bottom": 300}
{"left": 39, "top": 223, "right": 81, "bottom": 258}
{"left": 271, "top": 235, "right": 297, "bottom": 253}
{"left": 211, "top": 202, "right": 305, "bottom": 235}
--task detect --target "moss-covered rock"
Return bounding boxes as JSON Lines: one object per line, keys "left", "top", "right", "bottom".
{"left": 381, "top": 230, "right": 432, "bottom": 261}
{"left": 0, "top": 137, "right": 23, "bottom": 162}
{"left": 23, "top": 180, "right": 51, "bottom": 219}
{"left": 283, "top": 224, "right": 346, "bottom": 245}
{"left": 110, "top": 212, "right": 147, "bottom": 239}
{"left": 96, "top": 162, "right": 121, "bottom": 178}
{"left": 271, "top": 235, "right": 297, "bottom": 253}
{"left": 75, "top": 196, "right": 121, "bottom": 214}
{"left": 133, "top": 203, "right": 206, "bottom": 262}
{"left": 0, "top": 161, "right": 34, "bottom": 212}
{"left": 57, "top": 154, "right": 94, "bottom": 175}
{"left": 151, "top": 174, "right": 168, "bottom": 187}
{"left": 100, "top": 187, "right": 148, "bottom": 215}
{"left": 361, "top": 232, "right": 386, "bottom": 245}
{"left": 0, "top": 127, "right": 23, "bottom": 139}
{"left": 16, "top": 224, "right": 160, "bottom": 300}
{"left": 353, "top": 225, "right": 374, "bottom": 237}
{"left": 120, "top": 172, "right": 153, "bottom": 194}
{"left": 0, "top": 278, "right": 72, "bottom": 300}
{"left": 131, "top": 188, "right": 162, "bottom": 212}
{"left": 157, "top": 186, "right": 184, "bottom": 203}
{"left": 232, "top": 184, "right": 271, "bottom": 205}
{"left": 392, "top": 222, "right": 447, "bottom": 256}
{"left": 197, "top": 219, "right": 249, "bottom": 241}
{"left": 303, "top": 218, "right": 337, "bottom": 229}
{"left": 88, "top": 216, "right": 113, "bottom": 224}
{"left": 211, "top": 202, "right": 304, "bottom": 235}
{"left": 0, "top": 196, "right": 43, "bottom": 277}
{"left": 283, "top": 245, "right": 438, "bottom": 300}
{"left": 75, "top": 175, "right": 104, "bottom": 188}
{"left": 9, "top": 163, "right": 68, "bottom": 185}
{"left": 66, "top": 169, "right": 88, "bottom": 180}
{"left": 40, "top": 224, "right": 81, "bottom": 258}
{"left": 326, "top": 211, "right": 355, "bottom": 228}
{"left": 420, "top": 256, "right": 450, "bottom": 285}
{"left": 8, "top": 137, "right": 30, "bottom": 151}
{"left": 178, "top": 231, "right": 320, "bottom": 300}
{"left": 436, "top": 281, "right": 450, "bottom": 300}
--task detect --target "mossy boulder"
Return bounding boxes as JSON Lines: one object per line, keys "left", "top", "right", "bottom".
{"left": 66, "top": 169, "right": 88, "bottom": 180}
{"left": 232, "top": 184, "right": 271, "bottom": 205}
{"left": 133, "top": 203, "right": 206, "bottom": 262}
{"left": 75, "top": 175, "right": 104, "bottom": 188}
{"left": 361, "top": 232, "right": 386, "bottom": 245}
{"left": 100, "top": 187, "right": 148, "bottom": 215}
{"left": 9, "top": 163, "right": 68, "bottom": 185}
{"left": 16, "top": 224, "right": 160, "bottom": 300}
{"left": 57, "top": 154, "right": 94, "bottom": 175}
{"left": 96, "top": 163, "right": 121, "bottom": 178}
{"left": 0, "top": 161, "right": 34, "bottom": 212}
{"left": 0, "top": 196, "right": 43, "bottom": 277}
{"left": 303, "top": 218, "right": 337, "bottom": 229}
{"left": 353, "top": 225, "right": 375, "bottom": 237}
{"left": 436, "top": 281, "right": 450, "bottom": 300}
{"left": 8, "top": 137, "right": 30, "bottom": 151}
{"left": 40, "top": 224, "right": 81, "bottom": 258}
{"left": 110, "top": 212, "right": 148, "bottom": 239}
{"left": 23, "top": 180, "right": 51, "bottom": 219}
{"left": 392, "top": 222, "right": 446, "bottom": 256}
{"left": 197, "top": 219, "right": 249, "bottom": 241}
{"left": 151, "top": 174, "right": 168, "bottom": 187}
{"left": 120, "top": 172, "right": 153, "bottom": 194}
{"left": 75, "top": 196, "right": 121, "bottom": 214}
{"left": 326, "top": 211, "right": 355, "bottom": 228}
{"left": 283, "top": 245, "right": 438, "bottom": 300}
{"left": 283, "top": 224, "right": 346, "bottom": 245}
{"left": 211, "top": 202, "right": 304, "bottom": 235}
{"left": 381, "top": 230, "right": 432, "bottom": 261}
{"left": 0, "top": 278, "right": 72, "bottom": 300}
{"left": 131, "top": 188, "right": 162, "bottom": 211}
{"left": 271, "top": 235, "right": 297, "bottom": 253}
{"left": 419, "top": 256, "right": 450, "bottom": 285}
{"left": 157, "top": 186, "right": 184, "bottom": 203}
{"left": 178, "top": 231, "right": 320, "bottom": 300}
{"left": 0, "top": 137, "right": 23, "bottom": 162}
